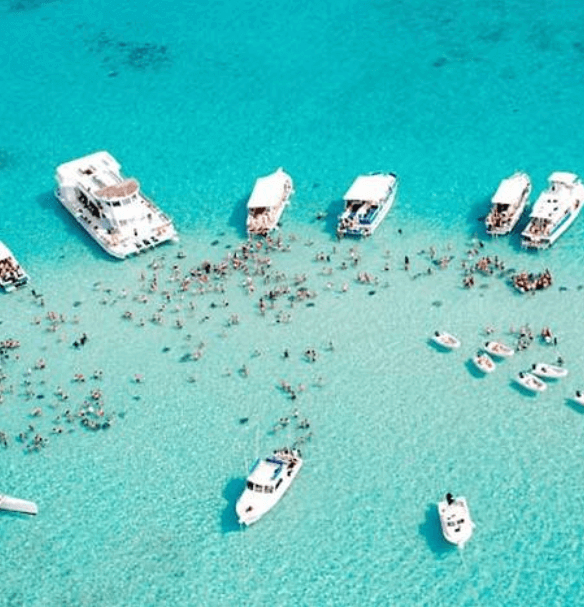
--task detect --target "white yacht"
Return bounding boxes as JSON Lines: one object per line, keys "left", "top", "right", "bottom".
{"left": 0, "top": 241, "right": 28, "bottom": 292}
{"left": 438, "top": 493, "right": 474, "bottom": 548}
{"left": 431, "top": 331, "right": 461, "bottom": 350}
{"left": 246, "top": 168, "right": 294, "bottom": 236}
{"left": 0, "top": 492, "right": 38, "bottom": 515}
{"left": 485, "top": 172, "right": 531, "bottom": 235}
{"left": 337, "top": 172, "right": 398, "bottom": 237}
{"left": 531, "top": 362, "right": 568, "bottom": 380}
{"left": 55, "top": 151, "right": 178, "bottom": 259}
{"left": 521, "top": 172, "right": 584, "bottom": 249}
{"left": 236, "top": 448, "right": 302, "bottom": 525}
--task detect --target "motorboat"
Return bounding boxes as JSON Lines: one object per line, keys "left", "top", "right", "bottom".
{"left": 431, "top": 331, "right": 461, "bottom": 350}
{"left": 0, "top": 493, "right": 38, "bottom": 515}
{"left": 521, "top": 172, "right": 584, "bottom": 249}
{"left": 485, "top": 172, "right": 531, "bottom": 235}
{"left": 472, "top": 351, "right": 496, "bottom": 374}
{"left": 55, "top": 151, "right": 178, "bottom": 259}
{"left": 515, "top": 371, "right": 547, "bottom": 393}
{"left": 573, "top": 391, "right": 584, "bottom": 406}
{"left": 531, "top": 362, "right": 568, "bottom": 380}
{"left": 337, "top": 172, "right": 398, "bottom": 237}
{"left": 484, "top": 341, "right": 514, "bottom": 358}
{"left": 246, "top": 168, "right": 294, "bottom": 236}
{"left": 438, "top": 493, "right": 474, "bottom": 548}
{"left": 236, "top": 448, "right": 302, "bottom": 525}
{"left": 0, "top": 241, "right": 28, "bottom": 292}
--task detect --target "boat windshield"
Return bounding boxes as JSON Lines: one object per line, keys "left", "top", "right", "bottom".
{"left": 246, "top": 481, "right": 274, "bottom": 493}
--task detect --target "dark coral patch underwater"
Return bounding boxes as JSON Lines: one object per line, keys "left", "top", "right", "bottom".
{"left": 86, "top": 30, "right": 171, "bottom": 74}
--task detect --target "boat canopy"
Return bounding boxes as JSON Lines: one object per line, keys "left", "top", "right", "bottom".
{"left": 529, "top": 192, "right": 570, "bottom": 221}
{"left": 248, "top": 458, "right": 282, "bottom": 486}
{"left": 529, "top": 172, "right": 583, "bottom": 220}
{"left": 95, "top": 179, "right": 140, "bottom": 201}
{"left": 79, "top": 150, "right": 120, "bottom": 171}
{"left": 344, "top": 173, "right": 396, "bottom": 203}
{"left": 549, "top": 171, "right": 579, "bottom": 187}
{"left": 492, "top": 174, "right": 529, "bottom": 205}
{"left": 247, "top": 168, "right": 291, "bottom": 209}
{"left": 57, "top": 151, "right": 121, "bottom": 186}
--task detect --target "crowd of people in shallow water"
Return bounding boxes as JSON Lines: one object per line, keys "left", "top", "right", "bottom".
{"left": 0, "top": 232, "right": 335, "bottom": 452}
{"left": 0, "top": 224, "right": 575, "bottom": 454}
{"left": 512, "top": 269, "right": 553, "bottom": 293}
{"left": 0, "top": 256, "right": 24, "bottom": 284}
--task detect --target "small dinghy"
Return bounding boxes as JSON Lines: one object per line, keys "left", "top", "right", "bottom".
{"left": 531, "top": 362, "right": 568, "bottom": 380}
{"left": 438, "top": 493, "right": 475, "bottom": 548}
{"left": 485, "top": 341, "right": 514, "bottom": 358}
{"left": 515, "top": 371, "right": 547, "bottom": 393}
{"left": 0, "top": 493, "right": 38, "bottom": 516}
{"left": 473, "top": 351, "right": 496, "bottom": 374}
{"left": 431, "top": 331, "right": 461, "bottom": 350}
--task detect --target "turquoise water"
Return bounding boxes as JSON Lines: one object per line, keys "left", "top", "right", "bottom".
{"left": 3, "top": 0, "right": 584, "bottom": 604}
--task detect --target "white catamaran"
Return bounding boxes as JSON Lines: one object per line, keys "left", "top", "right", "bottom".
{"left": 521, "top": 172, "right": 584, "bottom": 249}
{"left": 485, "top": 172, "right": 531, "bottom": 236}
{"left": 337, "top": 172, "right": 398, "bottom": 237}
{"left": 246, "top": 168, "right": 294, "bottom": 236}
{"left": 55, "top": 151, "right": 178, "bottom": 259}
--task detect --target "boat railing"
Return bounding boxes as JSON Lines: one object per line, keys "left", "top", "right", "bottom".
{"left": 139, "top": 193, "right": 173, "bottom": 221}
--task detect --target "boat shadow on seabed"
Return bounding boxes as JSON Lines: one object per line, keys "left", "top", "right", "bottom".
{"left": 221, "top": 477, "right": 246, "bottom": 533}
{"left": 565, "top": 398, "right": 584, "bottom": 415}
{"left": 228, "top": 195, "right": 252, "bottom": 240}
{"left": 465, "top": 358, "right": 487, "bottom": 379}
{"left": 36, "top": 191, "right": 114, "bottom": 262}
{"left": 0, "top": 509, "right": 34, "bottom": 520}
{"left": 419, "top": 503, "right": 454, "bottom": 555}
{"left": 509, "top": 378, "right": 541, "bottom": 398}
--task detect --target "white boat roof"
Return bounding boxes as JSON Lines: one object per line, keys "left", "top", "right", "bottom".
{"left": 247, "top": 168, "right": 292, "bottom": 209}
{"left": 529, "top": 173, "right": 583, "bottom": 220}
{"left": 492, "top": 173, "right": 529, "bottom": 204}
{"left": 56, "top": 151, "right": 127, "bottom": 195}
{"left": 530, "top": 195, "right": 567, "bottom": 221}
{"left": 343, "top": 173, "right": 396, "bottom": 203}
{"left": 549, "top": 171, "right": 579, "bottom": 187}
{"left": 248, "top": 457, "right": 284, "bottom": 486}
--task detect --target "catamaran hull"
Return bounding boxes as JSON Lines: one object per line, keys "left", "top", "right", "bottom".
{"left": 522, "top": 204, "right": 583, "bottom": 249}
{"left": 55, "top": 188, "right": 177, "bottom": 259}
{"left": 247, "top": 200, "right": 290, "bottom": 236}
{"left": 0, "top": 493, "right": 38, "bottom": 515}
